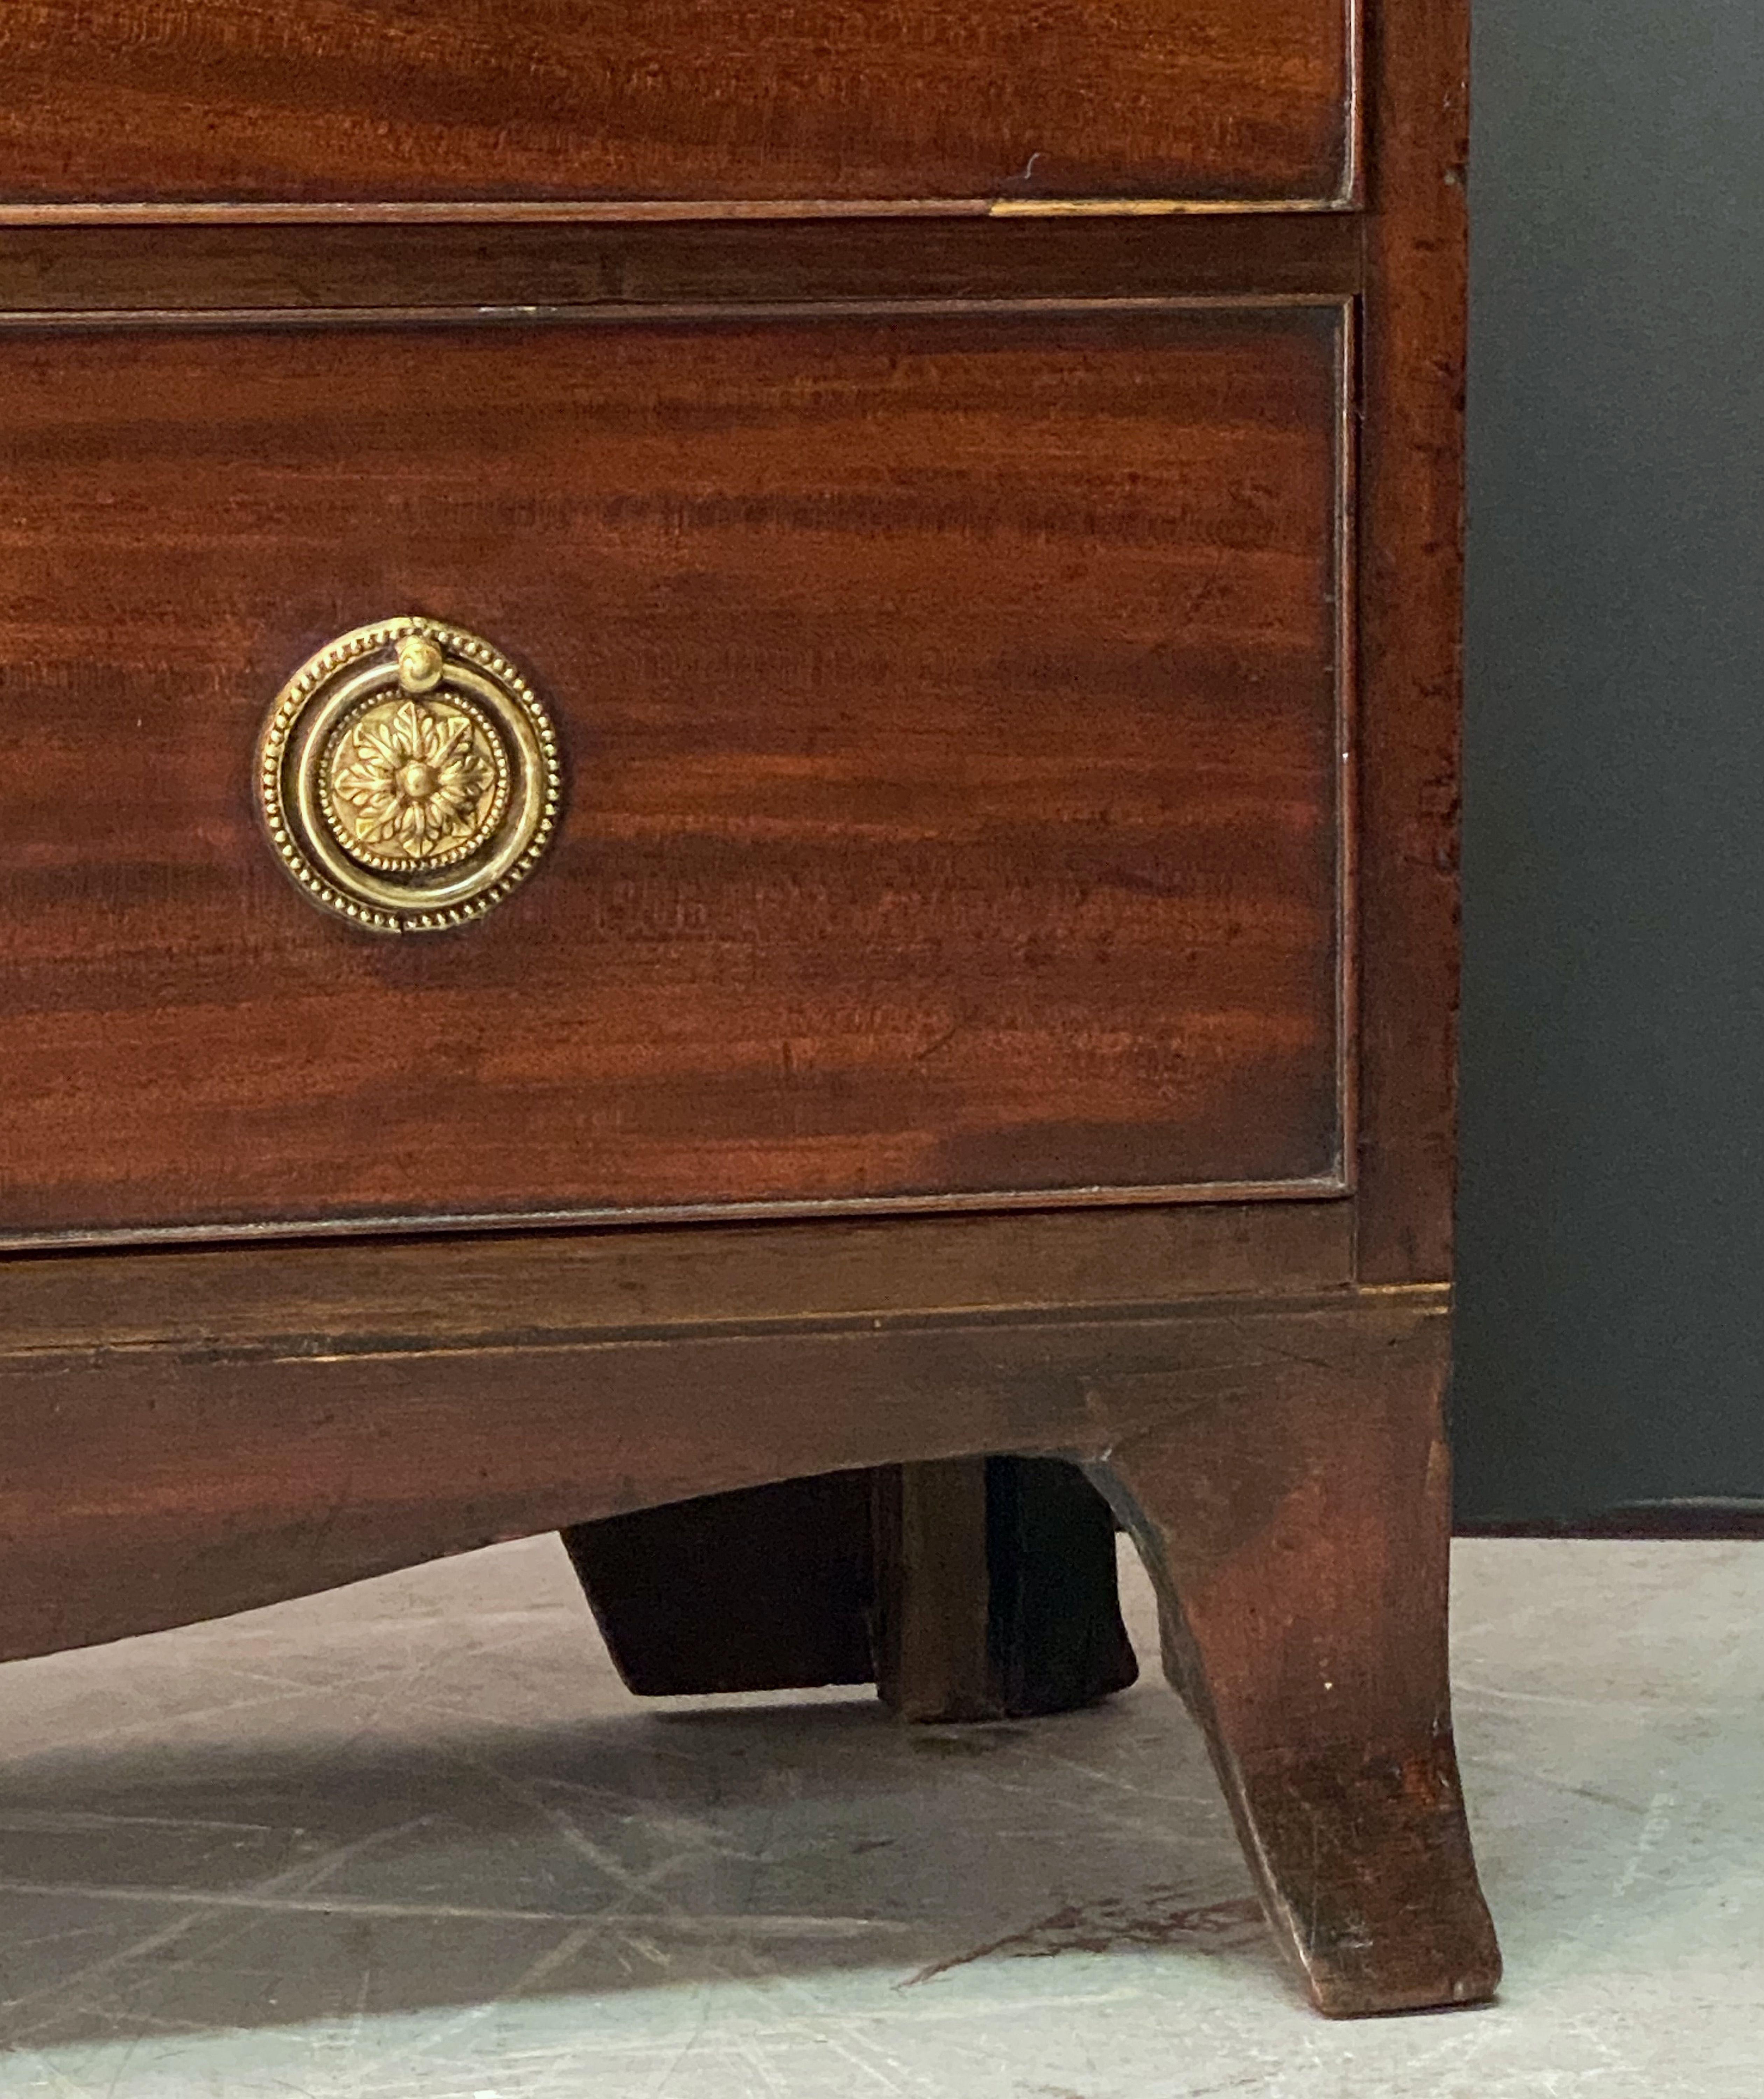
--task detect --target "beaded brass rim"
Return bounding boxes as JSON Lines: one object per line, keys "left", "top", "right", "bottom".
{"left": 258, "top": 618, "right": 563, "bottom": 934}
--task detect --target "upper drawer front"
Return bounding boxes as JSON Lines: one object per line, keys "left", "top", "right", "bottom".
{"left": 2, "top": 1, "right": 1355, "bottom": 212}
{"left": 0, "top": 305, "right": 1347, "bottom": 1244}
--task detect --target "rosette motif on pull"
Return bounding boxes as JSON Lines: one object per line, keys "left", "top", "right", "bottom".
{"left": 257, "top": 620, "right": 563, "bottom": 933}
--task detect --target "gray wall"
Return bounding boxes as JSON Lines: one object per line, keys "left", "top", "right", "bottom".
{"left": 1454, "top": 0, "right": 1764, "bottom": 1520}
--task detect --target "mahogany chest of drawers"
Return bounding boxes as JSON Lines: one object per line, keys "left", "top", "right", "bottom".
{"left": 0, "top": 0, "right": 1497, "bottom": 2017}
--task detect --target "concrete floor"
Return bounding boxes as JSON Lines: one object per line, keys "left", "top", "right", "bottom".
{"left": 0, "top": 1535, "right": 1759, "bottom": 2097}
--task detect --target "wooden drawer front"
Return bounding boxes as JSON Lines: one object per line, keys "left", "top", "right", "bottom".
{"left": 0, "top": 305, "right": 1348, "bottom": 1243}
{"left": 3, "top": 2, "right": 1355, "bottom": 214}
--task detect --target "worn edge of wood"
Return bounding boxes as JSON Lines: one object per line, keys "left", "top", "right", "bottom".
{"left": 0, "top": 1268, "right": 1434, "bottom": 1370}
{"left": 0, "top": 289, "right": 1353, "bottom": 331}
{"left": 0, "top": 196, "right": 1357, "bottom": 228}
{"left": 0, "top": 1203, "right": 1355, "bottom": 1354}
{"left": 5, "top": 1289, "right": 1413, "bottom": 1369}
{"left": 0, "top": 1177, "right": 1350, "bottom": 1258}
{"left": 0, "top": 1289, "right": 1453, "bottom": 1430}
{"left": 0, "top": 214, "right": 1367, "bottom": 313}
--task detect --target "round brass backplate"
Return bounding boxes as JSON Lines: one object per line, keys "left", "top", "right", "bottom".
{"left": 258, "top": 619, "right": 563, "bottom": 934}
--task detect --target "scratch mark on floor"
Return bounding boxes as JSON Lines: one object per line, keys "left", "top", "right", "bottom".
{"left": 0, "top": 1881, "right": 912, "bottom": 1934}
{"left": 900, "top": 1888, "right": 1263, "bottom": 1988}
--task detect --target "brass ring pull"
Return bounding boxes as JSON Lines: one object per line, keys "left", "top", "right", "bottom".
{"left": 258, "top": 618, "right": 562, "bottom": 934}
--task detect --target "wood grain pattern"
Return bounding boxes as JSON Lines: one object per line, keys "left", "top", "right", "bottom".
{"left": 0, "top": 1203, "right": 1355, "bottom": 1352}
{"left": 868, "top": 1452, "right": 1135, "bottom": 1720}
{"left": 0, "top": 304, "right": 1348, "bottom": 1242}
{"left": 872, "top": 1458, "right": 998, "bottom": 1720}
{"left": 0, "top": 1286, "right": 1445, "bottom": 1662}
{"left": 0, "top": 0, "right": 1486, "bottom": 2020}
{"left": 1089, "top": 1299, "right": 1498, "bottom": 2014}
{"left": 0, "top": 214, "right": 1366, "bottom": 318}
{"left": 1, "top": 0, "right": 1354, "bottom": 212}
{"left": 1352, "top": 0, "right": 1469, "bottom": 1280}
{"left": 0, "top": 1275, "right": 1492, "bottom": 2015}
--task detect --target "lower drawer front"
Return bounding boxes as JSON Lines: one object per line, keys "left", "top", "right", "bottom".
{"left": 0, "top": 305, "right": 1348, "bottom": 1242}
